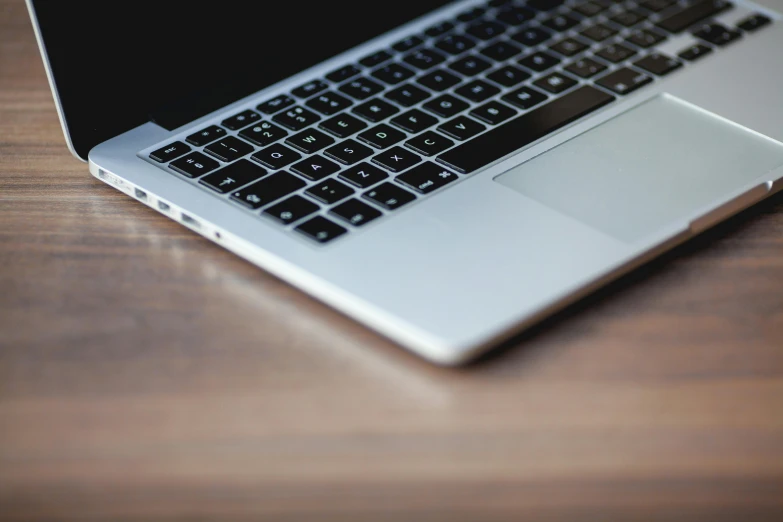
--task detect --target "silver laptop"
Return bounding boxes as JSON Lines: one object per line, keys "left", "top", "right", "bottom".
{"left": 27, "top": 0, "right": 783, "bottom": 364}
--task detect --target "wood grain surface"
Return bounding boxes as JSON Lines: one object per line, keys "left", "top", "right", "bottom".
{"left": 1, "top": 1, "right": 783, "bottom": 520}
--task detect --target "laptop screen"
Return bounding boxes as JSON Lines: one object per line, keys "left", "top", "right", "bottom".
{"left": 31, "top": 1, "right": 455, "bottom": 159}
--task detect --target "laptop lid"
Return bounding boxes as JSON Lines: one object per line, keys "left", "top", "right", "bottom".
{"left": 27, "top": 0, "right": 454, "bottom": 161}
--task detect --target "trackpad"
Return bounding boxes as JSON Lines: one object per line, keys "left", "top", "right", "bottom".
{"left": 494, "top": 94, "right": 783, "bottom": 242}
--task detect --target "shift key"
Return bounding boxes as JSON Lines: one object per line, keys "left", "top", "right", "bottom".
{"left": 230, "top": 171, "right": 306, "bottom": 210}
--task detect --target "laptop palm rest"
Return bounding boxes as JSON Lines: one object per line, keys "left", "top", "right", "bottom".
{"left": 494, "top": 94, "right": 783, "bottom": 243}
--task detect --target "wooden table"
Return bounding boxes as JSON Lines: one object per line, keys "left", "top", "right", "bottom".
{"left": 2, "top": 2, "right": 782, "bottom": 520}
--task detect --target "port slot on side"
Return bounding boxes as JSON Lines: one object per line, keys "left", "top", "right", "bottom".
{"left": 180, "top": 213, "right": 201, "bottom": 229}
{"left": 134, "top": 188, "right": 148, "bottom": 201}
{"left": 158, "top": 201, "right": 171, "bottom": 213}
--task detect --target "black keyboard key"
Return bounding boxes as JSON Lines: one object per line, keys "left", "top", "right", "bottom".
{"left": 449, "top": 55, "right": 493, "bottom": 76}
{"left": 534, "top": 72, "right": 578, "bottom": 94}
{"left": 511, "top": 26, "right": 552, "bottom": 46}
{"left": 324, "top": 139, "right": 374, "bottom": 165}
{"left": 481, "top": 41, "right": 523, "bottom": 62}
{"left": 518, "top": 51, "right": 561, "bottom": 72}
{"left": 638, "top": 0, "right": 677, "bottom": 12}
{"left": 319, "top": 113, "right": 368, "bottom": 138}
{"left": 204, "top": 136, "right": 254, "bottom": 162}
{"left": 425, "top": 21, "right": 455, "bottom": 38}
{"left": 330, "top": 199, "right": 383, "bottom": 227}
{"left": 470, "top": 100, "right": 517, "bottom": 125}
{"left": 285, "top": 128, "right": 335, "bottom": 154}
{"left": 488, "top": 0, "right": 512, "bottom": 7}
{"left": 455, "top": 80, "right": 501, "bottom": 103}
{"left": 404, "top": 48, "right": 447, "bottom": 70}
{"left": 390, "top": 109, "right": 438, "bottom": 134}
{"left": 169, "top": 152, "right": 219, "bottom": 178}
{"left": 550, "top": 37, "right": 590, "bottom": 57}
{"left": 565, "top": 57, "right": 608, "bottom": 78}
{"left": 417, "top": 69, "right": 462, "bottom": 91}
{"left": 423, "top": 94, "right": 470, "bottom": 118}
{"left": 250, "top": 143, "right": 302, "bottom": 170}
{"left": 305, "top": 91, "right": 353, "bottom": 116}
{"left": 292, "top": 79, "right": 329, "bottom": 98}
{"left": 396, "top": 162, "right": 459, "bottom": 194}
{"left": 573, "top": 1, "right": 608, "bottom": 16}
{"left": 438, "top": 86, "right": 614, "bottom": 173}
{"left": 528, "top": 0, "right": 565, "bottom": 10}
{"left": 238, "top": 121, "right": 288, "bottom": 147}
{"left": 357, "top": 124, "right": 406, "bottom": 149}
{"left": 257, "top": 95, "right": 296, "bottom": 115}
{"left": 595, "top": 67, "right": 653, "bottom": 94}
{"left": 466, "top": 20, "right": 507, "bottom": 40}
{"left": 199, "top": 159, "right": 267, "bottom": 194}
{"left": 385, "top": 84, "right": 432, "bottom": 107}
{"left": 580, "top": 23, "right": 618, "bottom": 42}
{"left": 273, "top": 106, "right": 321, "bottom": 131}
{"left": 363, "top": 182, "right": 416, "bottom": 210}
{"left": 610, "top": 9, "right": 648, "bottom": 27}
{"left": 693, "top": 23, "right": 742, "bottom": 46}
{"left": 501, "top": 86, "right": 548, "bottom": 110}
{"left": 326, "top": 64, "right": 362, "bottom": 83}
{"left": 435, "top": 34, "right": 478, "bottom": 55}
{"left": 372, "top": 146, "right": 422, "bottom": 173}
{"left": 222, "top": 109, "right": 261, "bottom": 131}
{"left": 737, "top": 14, "right": 771, "bottom": 32}
{"left": 353, "top": 98, "right": 400, "bottom": 123}
{"left": 263, "top": 195, "right": 320, "bottom": 225}
{"left": 295, "top": 216, "right": 347, "bottom": 244}
{"left": 656, "top": 0, "right": 732, "bottom": 33}
{"left": 338, "top": 77, "right": 385, "bottom": 100}
{"left": 405, "top": 131, "right": 455, "bottom": 156}
{"left": 626, "top": 28, "right": 667, "bottom": 48}
{"left": 457, "top": 6, "right": 486, "bottom": 22}
{"left": 290, "top": 155, "right": 341, "bottom": 181}
{"left": 486, "top": 65, "right": 530, "bottom": 87}
{"left": 678, "top": 43, "right": 713, "bottom": 61}
{"left": 360, "top": 50, "right": 393, "bottom": 68}
{"left": 305, "top": 179, "right": 355, "bottom": 204}
{"left": 186, "top": 125, "right": 226, "bottom": 147}
{"left": 437, "top": 116, "right": 487, "bottom": 141}
{"left": 230, "top": 172, "right": 306, "bottom": 210}
{"left": 150, "top": 141, "right": 190, "bottom": 163}
{"left": 339, "top": 162, "right": 389, "bottom": 188}
{"left": 595, "top": 43, "right": 637, "bottom": 63}
{"left": 633, "top": 53, "right": 682, "bottom": 76}
{"left": 392, "top": 35, "right": 424, "bottom": 53}
{"left": 496, "top": 6, "right": 535, "bottom": 26}
{"left": 372, "top": 63, "right": 416, "bottom": 85}
{"left": 542, "top": 13, "right": 581, "bottom": 31}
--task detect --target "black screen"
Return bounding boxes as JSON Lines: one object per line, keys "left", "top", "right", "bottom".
{"left": 32, "top": 1, "right": 454, "bottom": 159}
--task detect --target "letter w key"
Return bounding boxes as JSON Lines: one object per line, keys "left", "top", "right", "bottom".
{"left": 286, "top": 129, "right": 336, "bottom": 154}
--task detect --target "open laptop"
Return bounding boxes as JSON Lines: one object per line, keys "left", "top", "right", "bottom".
{"left": 27, "top": 0, "right": 783, "bottom": 364}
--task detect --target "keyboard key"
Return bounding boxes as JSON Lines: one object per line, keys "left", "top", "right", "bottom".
{"left": 496, "top": 5, "right": 535, "bottom": 26}
{"left": 595, "top": 43, "right": 637, "bottom": 63}
{"left": 580, "top": 23, "right": 617, "bottom": 42}
{"left": 169, "top": 151, "right": 218, "bottom": 178}
{"left": 385, "top": 84, "right": 431, "bottom": 107}
{"left": 518, "top": 51, "right": 560, "bottom": 72}
{"left": 230, "top": 172, "right": 306, "bottom": 209}
{"left": 528, "top": 0, "right": 565, "bottom": 10}
{"left": 150, "top": 141, "right": 190, "bottom": 163}
{"left": 549, "top": 37, "right": 589, "bottom": 57}
{"left": 295, "top": 216, "right": 347, "bottom": 244}
{"left": 285, "top": 128, "right": 335, "bottom": 154}
{"left": 372, "top": 146, "right": 422, "bottom": 172}
{"left": 455, "top": 80, "right": 501, "bottom": 103}
{"left": 457, "top": 6, "right": 486, "bottom": 22}
{"left": 396, "top": 162, "right": 459, "bottom": 194}
{"left": 357, "top": 124, "right": 406, "bottom": 149}
{"left": 273, "top": 106, "right": 321, "bottom": 131}
{"left": 423, "top": 94, "right": 469, "bottom": 118}
{"left": 677, "top": 43, "right": 713, "bottom": 61}
{"left": 435, "top": 34, "right": 478, "bottom": 55}
{"left": 222, "top": 109, "right": 261, "bottom": 131}
{"left": 486, "top": 65, "right": 530, "bottom": 87}
{"left": 565, "top": 57, "right": 608, "bottom": 78}
{"left": 542, "top": 13, "right": 581, "bottom": 31}
{"left": 204, "top": 136, "right": 254, "bottom": 162}
{"left": 353, "top": 98, "right": 400, "bottom": 122}
{"left": 390, "top": 109, "right": 438, "bottom": 134}
{"left": 501, "top": 86, "right": 548, "bottom": 109}
{"left": 257, "top": 95, "right": 296, "bottom": 115}
{"left": 324, "top": 139, "right": 374, "bottom": 165}
{"left": 263, "top": 195, "right": 319, "bottom": 225}
{"left": 533, "top": 72, "right": 578, "bottom": 94}
{"left": 511, "top": 26, "right": 552, "bottom": 46}
{"left": 405, "top": 131, "right": 455, "bottom": 156}
{"left": 339, "top": 162, "right": 389, "bottom": 188}
{"left": 595, "top": 67, "right": 653, "bottom": 94}
{"left": 437, "top": 86, "right": 615, "bottom": 173}
{"left": 250, "top": 143, "right": 302, "bottom": 170}
{"left": 290, "top": 154, "right": 341, "bottom": 181}
{"left": 199, "top": 159, "right": 267, "bottom": 193}
{"left": 372, "top": 63, "right": 416, "bottom": 85}
{"left": 573, "top": 1, "right": 608, "bottom": 16}
{"left": 330, "top": 199, "right": 383, "bottom": 227}
{"left": 610, "top": 9, "right": 647, "bottom": 27}
{"left": 470, "top": 100, "right": 517, "bottom": 125}
{"left": 437, "top": 116, "right": 487, "bottom": 141}
{"left": 449, "top": 55, "right": 492, "bottom": 76}
{"left": 417, "top": 69, "right": 462, "bottom": 91}
{"left": 425, "top": 21, "right": 455, "bottom": 37}
{"left": 292, "top": 79, "right": 329, "bottom": 98}
{"left": 481, "top": 41, "right": 523, "bottom": 62}
{"left": 186, "top": 125, "right": 226, "bottom": 147}
{"left": 305, "top": 179, "right": 355, "bottom": 204}
{"left": 339, "top": 77, "right": 385, "bottom": 100}
{"left": 305, "top": 91, "right": 353, "bottom": 116}
{"left": 638, "top": 0, "right": 677, "bottom": 12}
{"left": 238, "top": 121, "right": 288, "bottom": 147}
{"left": 656, "top": 0, "right": 732, "bottom": 33}
{"left": 404, "top": 48, "right": 447, "bottom": 70}
{"left": 693, "top": 23, "right": 741, "bottom": 46}
{"left": 326, "top": 64, "right": 361, "bottom": 83}
{"left": 633, "top": 53, "right": 682, "bottom": 76}
{"left": 626, "top": 28, "right": 667, "bottom": 48}
{"left": 392, "top": 35, "right": 424, "bottom": 53}
{"left": 737, "top": 14, "right": 771, "bottom": 32}
{"left": 319, "top": 113, "right": 368, "bottom": 138}
{"left": 466, "top": 20, "right": 507, "bottom": 41}
{"left": 363, "top": 182, "right": 416, "bottom": 210}
{"left": 360, "top": 50, "right": 393, "bottom": 68}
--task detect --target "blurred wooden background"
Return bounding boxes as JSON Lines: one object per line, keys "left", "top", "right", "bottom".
{"left": 1, "top": 0, "right": 782, "bottom": 520}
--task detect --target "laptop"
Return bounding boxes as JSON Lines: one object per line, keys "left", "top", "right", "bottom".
{"left": 27, "top": 0, "right": 783, "bottom": 364}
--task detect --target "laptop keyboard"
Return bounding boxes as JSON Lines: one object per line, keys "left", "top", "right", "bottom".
{"left": 145, "top": 0, "right": 773, "bottom": 245}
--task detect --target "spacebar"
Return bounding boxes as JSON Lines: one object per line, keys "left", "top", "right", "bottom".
{"left": 436, "top": 86, "right": 615, "bottom": 174}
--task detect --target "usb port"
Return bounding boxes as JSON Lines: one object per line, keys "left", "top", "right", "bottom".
{"left": 158, "top": 201, "right": 170, "bottom": 213}
{"left": 181, "top": 213, "right": 201, "bottom": 229}
{"left": 134, "top": 188, "right": 148, "bottom": 201}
